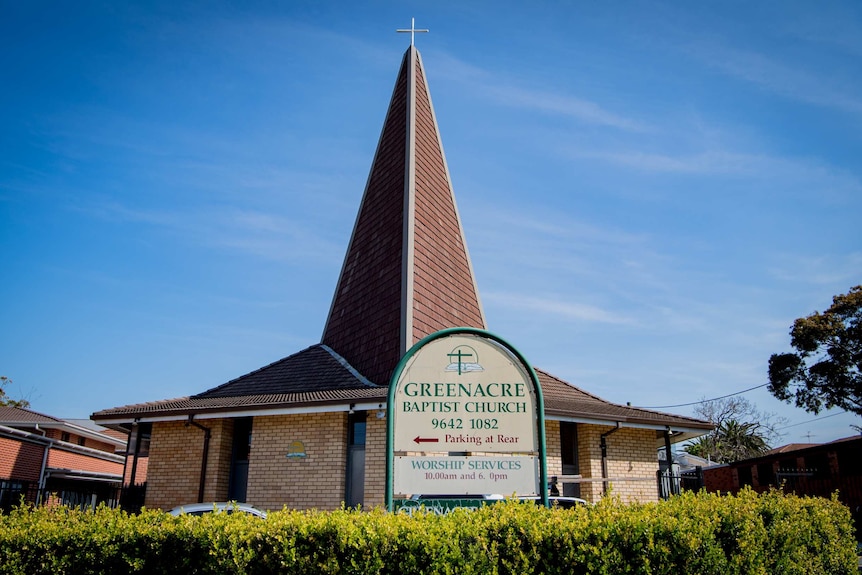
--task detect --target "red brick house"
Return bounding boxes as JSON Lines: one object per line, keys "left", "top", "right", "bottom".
{"left": 701, "top": 436, "right": 862, "bottom": 530}
{"left": 0, "top": 406, "right": 128, "bottom": 510}
{"left": 92, "top": 44, "right": 711, "bottom": 511}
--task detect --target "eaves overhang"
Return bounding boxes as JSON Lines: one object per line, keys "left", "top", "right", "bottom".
{"left": 91, "top": 388, "right": 389, "bottom": 427}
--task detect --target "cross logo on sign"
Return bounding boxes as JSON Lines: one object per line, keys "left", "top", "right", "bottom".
{"left": 445, "top": 345, "right": 483, "bottom": 374}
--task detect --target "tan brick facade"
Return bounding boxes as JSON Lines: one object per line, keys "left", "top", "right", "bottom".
{"left": 247, "top": 412, "right": 348, "bottom": 511}
{"left": 364, "top": 413, "right": 387, "bottom": 508}
{"left": 575, "top": 424, "right": 659, "bottom": 503}
{"left": 145, "top": 419, "right": 234, "bottom": 510}
{"left": 144, "top": 412, "right": 663, "bottom": 510}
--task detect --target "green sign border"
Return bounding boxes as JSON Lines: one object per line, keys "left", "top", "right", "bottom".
{"left": 385, "top": 327, "right": 549, "bottom": 510}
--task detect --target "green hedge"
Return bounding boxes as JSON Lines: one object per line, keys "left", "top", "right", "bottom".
{"left": 0, "top": 488, "right": 856, "bottom": 575}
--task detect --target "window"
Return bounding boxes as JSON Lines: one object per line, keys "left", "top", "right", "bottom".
{"left": 837, "top": 445, "right": 862, "bottom": 476}
{"left": 737, "top": 465, "right": 753, "bottom": 487}
{"left": 805, "top": 452, "right": 830, "bottom": 479}
{"left": 560, "top": 422, "right": 580, "bottom": 498}
{"left": 127, "top": 423, "right": 152, "bottom": 458}
{"left": 228, "top": 418, "right": 253, "bottom": 502}
{"left": 349, "top": 414, "right": 366, "bottom": 447}
{"left": 61, "top": 432, "right": 71, "bottom": 443}
{"left": 756, "top": 463, "right": 774, "bottom": 486}
{"left": 345, "top": 412, "right": 367, "bottom": 507}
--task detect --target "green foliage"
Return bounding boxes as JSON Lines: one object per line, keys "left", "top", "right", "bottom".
{"left": 0, "top": 490, "right": 856, "bottom": 575}
{"left": 685, "top": 419, "right": 770, "bottom": 464}
{"left": 768, "top": 285, "right": 862, "bottom": 416}
{"left": 0, "top": 376, "right": 30, "bottom": 408}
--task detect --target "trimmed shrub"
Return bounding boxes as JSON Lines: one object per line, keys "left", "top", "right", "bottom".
{"left": 0, "top": 489, "right": 855, "bottom": 575}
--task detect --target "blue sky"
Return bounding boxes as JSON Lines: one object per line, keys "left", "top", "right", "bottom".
{"left": 2, "top": 1, "right": 860, "bottom": 445}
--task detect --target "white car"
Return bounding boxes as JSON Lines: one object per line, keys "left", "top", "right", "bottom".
{"left": 517, "top": 495, "right": 588, "bottom": 509}
{"left": 168, "top": 502, "right": 267, "bottom": 518}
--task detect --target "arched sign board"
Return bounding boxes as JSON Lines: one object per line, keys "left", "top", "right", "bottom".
{"left": 386, "top": 328, "right": 548, "bottom": 510}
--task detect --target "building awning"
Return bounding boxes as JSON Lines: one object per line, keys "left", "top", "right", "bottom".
{"left": 45, "top": 468, "right": 123, "bottom": 484}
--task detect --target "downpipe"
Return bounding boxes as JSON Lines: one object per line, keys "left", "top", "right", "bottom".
{"left": 186, "top": 416, "right": 211, "bottom": 503}
{"left": 600, "top": 423, "right": 622, "bottom": 496}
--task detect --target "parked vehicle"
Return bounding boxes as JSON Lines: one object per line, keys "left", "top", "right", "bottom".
{"left": 517, "top": 495, "right": 588, "bottom": 508}
{"left": 168, "top": 502, "right": 267, "bottom": 518}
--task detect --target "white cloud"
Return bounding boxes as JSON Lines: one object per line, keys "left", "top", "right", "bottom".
{"left": 692, "top": 43, "right": 862, "bottom": 117}
{"left": 767, "top": 252, "right": 862, "bottom": 287}
{"left": 486, "top": 85, "right": 649, "bottom": 132}
{"left": 78, "top": 201, "right": 345, "bottom": 264}
{"left": 483, "top": 291, "right": 636, "bottom": 325}
{"left": 429, "top": 52, "right": 648, "bottom": 132}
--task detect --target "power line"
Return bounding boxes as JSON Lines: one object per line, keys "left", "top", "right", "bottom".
{"left": 634, "top": 383, "right": 769, "bottom": 409}
{"left": 777, "top": 410, "right": 849, "bottom": 430}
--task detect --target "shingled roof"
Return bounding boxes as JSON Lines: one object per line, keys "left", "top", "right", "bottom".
{"left": 92, "top": 347, "right": 708, "bottom": 437}
{"left": 321, "top": 45, "right": 485, "bottom": 387}
{"left": 91, "top": 45, "right": 710, "bottom": 440}
{"left": 536, "top": 370, "right": 709, "bottom": 432}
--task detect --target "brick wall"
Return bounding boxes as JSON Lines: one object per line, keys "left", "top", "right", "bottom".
{"left": 209, "top": 419, "right": 234, "bottom": 502}
{"left": 545, "top": 420, "right": 562, "bottom": 480}
{"left": 364, "top": 412, "right": 386, "bottom": 508}
{"left": 247, "top": 412, "right": 348, "bottom": 511}
{"left": 702, "top": 465, "right": 736, "bottom": 492}
{"left": 142, "top": 413, "right": 666, "bottom": 511}
{"left": 145, "top": 419, "right": 233, "bottom": 510}
{"left": 124, "top": 455, "right": 148, "bottom": 485}
{"left": 575, "top": 424, "right": 660, "bottom": 504}
{"left": 0, "top": 436, "right": 44, "bottom": 481}
{"left": 47, "top": 447, "right": 123, "bottom": 475}
{"left": 41, "top": 429, "right": 118, "bottom": 455}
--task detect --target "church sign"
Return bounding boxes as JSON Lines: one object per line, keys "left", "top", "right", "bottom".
{"left": 386, "top": 328, "right": 548, "bottom": 510}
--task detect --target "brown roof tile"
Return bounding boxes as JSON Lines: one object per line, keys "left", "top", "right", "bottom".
{"left": 92, "top": 345, "right": 386, "bottom": 420}
{"left": 321, "top": 46, "right": 484, "bottom": 386}
{"left": 537, "top": 369, "right": 711, "bottom": 430}
{"left": 0, "top": 405, "right": 65, "bottom": 425}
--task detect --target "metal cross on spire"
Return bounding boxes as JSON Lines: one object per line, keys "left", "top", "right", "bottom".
{"left": 396, "top": 17, "right": 428, "bottom": 46}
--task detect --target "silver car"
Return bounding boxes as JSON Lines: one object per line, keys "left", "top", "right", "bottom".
{"left": 168, "top": 502, "right": 267, "bottom": 518}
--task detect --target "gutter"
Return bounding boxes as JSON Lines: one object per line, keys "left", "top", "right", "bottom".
{"left": 0, "top": 424, "right": 124, "bottom": 502}
{"left": 600, "top": 423, "right": 622, "bottom": 496}
{"left": 186, "top": 415, "right": 211, "bottom": 503}
{"left": 93, "top": 400, "right": 389, "bottom": 427}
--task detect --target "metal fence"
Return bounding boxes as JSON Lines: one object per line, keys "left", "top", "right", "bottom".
{"left": 0, "top": 480, "right": 146, "bottom": 514}
{"left": 657, "top": 467, "right": 705, "bottom": 499}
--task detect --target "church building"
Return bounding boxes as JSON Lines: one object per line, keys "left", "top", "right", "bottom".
{"left": 92, "top": 43, "right": 711, "bottom": 511}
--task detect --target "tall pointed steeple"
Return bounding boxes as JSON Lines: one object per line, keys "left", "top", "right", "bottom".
{"left": 321, "top": 45, "right": 486, "bottom": 386}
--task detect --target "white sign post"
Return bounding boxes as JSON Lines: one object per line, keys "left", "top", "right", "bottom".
{"left": 386, "top": 328, "right": 548, "bottom": 508}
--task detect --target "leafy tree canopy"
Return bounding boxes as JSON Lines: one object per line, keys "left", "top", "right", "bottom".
{"left": 768, "top": 285, "right": 862, "bottom": 417}
{"left": 0, "top": 376, "right": 30, "bottom": 408}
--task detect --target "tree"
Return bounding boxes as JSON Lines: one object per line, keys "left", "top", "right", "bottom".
{"left": 692, "top": 396, "right": 787, "bottom": 447}
{"left": 683, "top": 396, "right": 780, "bottom": 463}
{"left": 768, "top": 285, "right": 862, "bottom": 417}
{"left": 0, "top": 376, "right": 30, "bottom": 408}
{"left": 684, "top": 419, "right": 770, "bottom": 463}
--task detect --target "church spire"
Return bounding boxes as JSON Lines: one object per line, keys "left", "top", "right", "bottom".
{"left": 321, "top": 45, "right": 486, "bottom": 386}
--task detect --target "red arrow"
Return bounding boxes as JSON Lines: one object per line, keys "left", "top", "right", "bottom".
{"left": 413, "top": 436, "right": 439, "bottom": 444}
